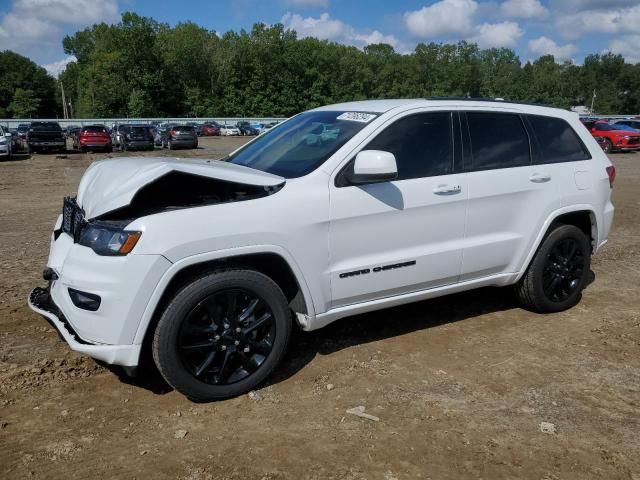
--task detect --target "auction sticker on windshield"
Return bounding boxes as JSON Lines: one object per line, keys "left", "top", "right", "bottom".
{"left": 336, "top": 112, "right": 377, "bottom": 123}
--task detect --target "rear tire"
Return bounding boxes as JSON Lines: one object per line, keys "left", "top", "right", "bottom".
{"left": 152, "top": 269, "right": 292, "bottom": 401}
{"left": 516, "top": 224, "right": 591, "bottom": 313}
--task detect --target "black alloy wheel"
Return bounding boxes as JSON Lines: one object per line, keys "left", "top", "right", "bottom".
{"left": 177, "top": 289, "right": 276, "bottom": 385}
{"left": 516, "top": 224, "right": 591, "bottom": 313}
{"left": 542, "top": 238, "right": 586, "bottom": 303}
{"left": 152, "top": 269, "right": 292, "bottom": 401}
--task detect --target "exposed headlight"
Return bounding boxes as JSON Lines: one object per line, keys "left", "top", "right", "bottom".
{"left": 623, "top": 136, "right": 631, "bottom": 140}
{"left": 78, "top": 223, "right": 142, "bottom": 256}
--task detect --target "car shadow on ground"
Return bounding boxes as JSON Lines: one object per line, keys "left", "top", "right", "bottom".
{"left": 110, "top": 271, "right": 597, "bottom": 399}
{"left": 2, "top": 152, "right": 31, "bottom": 162}
{"left": 109, "top": 285, "right": 520, "bottom": 397}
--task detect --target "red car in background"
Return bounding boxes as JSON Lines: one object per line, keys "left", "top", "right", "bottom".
{"left": 200, "top": 122, "right": 221, "bottom": 136}
{"left": 73, "top": 125, "right": 112, "bottom": 152}
{"left": 587, "top": 121, "right": 640, "bottom": 153}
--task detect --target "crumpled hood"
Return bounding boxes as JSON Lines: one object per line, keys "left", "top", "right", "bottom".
{"left": 76, "top": 157, "right": 285, "bottom": 219}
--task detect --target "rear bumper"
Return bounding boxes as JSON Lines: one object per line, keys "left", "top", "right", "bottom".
{"left": 80, "top": 143, "right": 110, "bottom": 148}
{"left": 125, "top": 141, "right": 154, "bottom": 149}
{"left": 28, "top": 287, "right": 141, "bottom": 366}
{"left": 169, "top": 139, "right": 197, "bottom": 146}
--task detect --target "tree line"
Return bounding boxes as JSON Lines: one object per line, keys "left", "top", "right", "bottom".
{"left": 2, "top": 12, "right": 640, "bottom": 119}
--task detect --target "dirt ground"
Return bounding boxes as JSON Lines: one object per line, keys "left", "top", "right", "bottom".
{"left": 0, "top": 136, "right": 638, "bottom": 480}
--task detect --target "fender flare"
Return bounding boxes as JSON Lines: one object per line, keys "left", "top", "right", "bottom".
{"left": 131, "top": 244, "right": 316, "bottom": 346}
{"left": 514, "top": 204, "right": 598, "bottom": 283}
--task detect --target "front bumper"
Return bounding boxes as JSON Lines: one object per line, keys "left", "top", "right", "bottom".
{"left": 29, "top": 141, "right": 65, "bottom": 147}
{"left": 28, "top": 287, "right": 141, "bottom": 366}
{"left": 27, "top": 223, "right": 172, "bottom": 367}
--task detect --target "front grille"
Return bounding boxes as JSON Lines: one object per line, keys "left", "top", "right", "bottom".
{"left": 62, "top": 197, "right": 86, "bottom": 242}
{"left": 627, "top": 137, "right": 640, "bottom": 146}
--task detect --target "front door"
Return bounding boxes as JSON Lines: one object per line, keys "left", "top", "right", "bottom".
{"left": 328, "top": 111, "right": 468, "bottom": 308}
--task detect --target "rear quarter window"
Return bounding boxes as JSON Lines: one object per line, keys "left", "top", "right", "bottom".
{"left": 527, "top": 115, "right": 591, "bottom": 164}
{"left": 465, "top": 112, "right": 530, "bottom": 170}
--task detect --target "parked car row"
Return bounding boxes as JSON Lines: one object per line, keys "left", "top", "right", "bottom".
{"left": 580, "top": 117, "right": 640, "bottom": 153}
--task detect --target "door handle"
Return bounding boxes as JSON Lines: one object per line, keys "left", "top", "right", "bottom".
{"left": 529, "top": 173, "right": 551, "bottom": 183}
{"left": 433, "top": 184, "right": 462, "bottom": 195}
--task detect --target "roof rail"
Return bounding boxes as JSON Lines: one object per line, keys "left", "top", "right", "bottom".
{"left": 425, "top": 97, "right": 561, "bottom": 109}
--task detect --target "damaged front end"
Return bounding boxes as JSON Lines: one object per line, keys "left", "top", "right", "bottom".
{"left": 60, "top": 161, "right": 285, "bottom": 256}
{"left": 98, "top": 170, "right": 284, "bottom": 221}
{"left": 76, "top": 156, "right": 286, "bottom": 220}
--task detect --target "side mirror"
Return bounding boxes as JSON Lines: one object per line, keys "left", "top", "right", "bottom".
{"left": 347, "top": 150, "right": 398, "bottom": 185}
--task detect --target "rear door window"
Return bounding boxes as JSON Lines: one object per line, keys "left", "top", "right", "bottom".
{"left": 527, "top": 115, "right": 591, "bottom": 164}
{"left": 465, "top": 112, "right": 530, "bottom": 170}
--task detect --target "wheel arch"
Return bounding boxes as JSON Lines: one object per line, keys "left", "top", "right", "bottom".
{"left": 516, "top": 206, "right": 598, "bottom": 283}
{"left": 132, "top": 246, "right": 315, "bottom": 350}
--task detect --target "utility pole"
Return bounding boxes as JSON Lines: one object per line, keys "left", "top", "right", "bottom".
{"left": 60, "top": 82, "right": 68, "bottom": 119}
{"left": 590, "top": 89, "right": 596, "bottom": 115}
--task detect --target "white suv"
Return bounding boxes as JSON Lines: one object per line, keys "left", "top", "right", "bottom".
{"left": 29, "top": 99, "right": 615, "bottom": 401}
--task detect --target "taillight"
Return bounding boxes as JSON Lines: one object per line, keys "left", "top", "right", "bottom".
{"left": 606, "top": 165, "right": 616, "bottom": 188}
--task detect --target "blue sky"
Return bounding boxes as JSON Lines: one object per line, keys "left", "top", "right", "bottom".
{"left": 1, "top": 0, "right": 639, "bottom": 76}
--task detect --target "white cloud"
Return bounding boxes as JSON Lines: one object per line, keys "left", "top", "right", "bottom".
{"left": 43, "top": 55, "right": 77, "bottom": 77}
{"left": 548, "top": 0, "right": 638, "bottom": 11}
{"left": 528, "top": 36, "right": 578, "bottom": 61}
{"left": 607, "top": 35, "right": 640, "bottom": 64}
{"left": 469, "top": 21, "right": 523, "bottom": 48}
{"left": 0, "top": 0, "right": 120, "bottom": 64}
{"left": 404, "top": 0, "right": 478, "bottom": 38}
{"left": 11, "top": 0, "right": 119, "bottom": 26}
{"left": 556, "top": 4, "right": 640, "bottom": 39}
{"left": 281, "top": 12, "right": 402, "bottom": 50}
{"left": 283, "top": 0, "right": 329, "bottom": 7}
{"left": 500, "top": 0, "right": 547, "bottom": 19}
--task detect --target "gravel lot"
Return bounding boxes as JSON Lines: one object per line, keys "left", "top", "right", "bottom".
{"left": 1, "top": 137, "right": 638, "bottom": 479}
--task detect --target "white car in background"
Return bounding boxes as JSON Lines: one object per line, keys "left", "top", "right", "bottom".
{"left": 220, "top": 124, "right": 240, "bottom": 136}
{"left": 29, "top": 99, "right": 615, "bottom": 402}
{"left": 0, "top": 125, "right": 12, "bottom": 159}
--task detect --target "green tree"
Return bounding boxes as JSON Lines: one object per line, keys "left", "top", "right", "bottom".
{"left": 8, "top": 88, "right": 41, "bottom": 117}
{"left": 0, "top": 50, "right": 57, "bottom": 118}
{"left": 15, "top": 11, "right": 640, "bottom": 119}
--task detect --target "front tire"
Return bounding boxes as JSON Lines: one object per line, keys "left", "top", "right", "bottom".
{"left": 152, "top": 269, "right": 292, "bottom": 401}
{"left": 516, "top": 224, "right": 591, "bottom": 313}
{"left": 603, "top": 138, "right": 613, "bottom": 153}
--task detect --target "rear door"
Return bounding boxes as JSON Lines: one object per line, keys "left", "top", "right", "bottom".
{"left": 459, "top": 111, "right": 561, "bottom": 281}
{"left": 328, "top": 110, "right": 468, "bottom": 307}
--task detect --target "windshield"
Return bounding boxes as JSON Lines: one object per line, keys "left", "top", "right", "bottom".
{"left": 228, "top": 111, "right": 377, "bottom": 178}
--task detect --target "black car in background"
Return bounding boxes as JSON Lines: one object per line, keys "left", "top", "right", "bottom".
{"left": 161, "top": 125, "right": 198, "bottom": 149}
{"left": 120, "top": 125, "right": 155, "bottom": 151}
{"left": 27, "top": 121, "right": 66, "bottom": 153}
{"left": 236, "top": 121, "right": 259, "bottom": 136}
